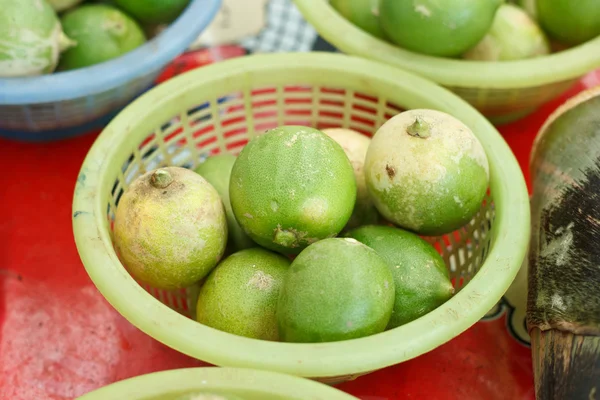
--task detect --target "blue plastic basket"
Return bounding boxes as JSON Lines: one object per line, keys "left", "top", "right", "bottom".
{"left": 0, "top": 0, "right": 221, "bottom": 142}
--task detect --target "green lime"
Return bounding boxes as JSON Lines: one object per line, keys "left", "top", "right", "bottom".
{"left": 113, "top": 167, "right": 228, "bottom": 290}
{"left": 58, "top": 4, "right": 147, "bottom": 70}
{"left": 47, "top": 0, "right": 84, "bottom": 12}
{"left": 536, "top": 0, "right": 600, "bottom": 46}
{"left": 229, "top": 126, "right": 357, "bottom": 254}
{"left": 463, "top": 4, "right": 550, "bottom": 61}
{"left": 196, "top": 248, "right": 290, "bottom": 341}
{"left": 194, "top": 154, "right": 256, "bottom": 252}
{"left": 277, "top": 238, "right": 395, "bottom": 343}
{"left": 364, "top": 109, "right": 489, "bottom": 235}
{"left": 0, "top": 0, "right": 75, "bottom": 76}
{"left": 379, "top": 0, "right": 503, "bottom": 57}
{"left": 345, "top": 225, "right": 454, "bottom": 328}
{"left": 330, "top": 0, "right": 388, "bottom": 40}
{"left": 113, "top": 0, "right": 190, "bottom": 25}
{"left": 322, "top": 128, "right": 379, "bottom": 231}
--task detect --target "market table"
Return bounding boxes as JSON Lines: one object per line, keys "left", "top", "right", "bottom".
{"left": 2, "top": 16, "right": 600, "bottom": 400}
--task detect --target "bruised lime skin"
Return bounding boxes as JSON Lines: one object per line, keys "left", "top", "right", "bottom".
{"left": 113, "top": 0, "right": 190, "bottom": 24}
{"left": 114, "top": 167, "right": 228, "bottom": 290}
{"left": 374, "top": 156, "right": 487, "bottom": 234}
{"left": 58, "top": 4, "right": 147, "bottom": 70}
{"left": 463, "top": 4, "right": 550, "bottom": 61}
{"left": 330, "top": 0, "right": 388, "bottom": 40}
{"left": 345, "top": 225, "right": 455, "bottom": 329}
{"left": 379, "top": 0, "right": 502, "bottom": 57}
{"left": 365, "top": 109, "right": 489, "bottom": 236}
{"left": 536, "top": 0, "right": 600, "bottom": 46}
{"left": 0, "top": 0, "right": 74, "bottom": 76}
{"left": 194, "top": 154, "right": 256, "bottom": 252}
{"left": 196, "top": 248, "right": 290, "bottom": 341}
{"left": 229, "top": 126, "right": 357, "bottom": 254}
{"left": 322, "top": 128, "right": 379, "bottom": 231}
{"left": 276, "top": 238, "right": 394, "bottom": 343}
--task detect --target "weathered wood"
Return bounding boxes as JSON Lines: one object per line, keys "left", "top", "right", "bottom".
{"left": 531, "top": 329, "right": 600, "bottom": 399}
{"left": 528, "top": 85, "right": 600, "bottom": 399}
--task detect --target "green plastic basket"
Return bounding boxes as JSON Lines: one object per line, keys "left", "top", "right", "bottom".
{"left": 76, "top": 367, "right": 358, "bottom": 399}
{"left": 72, "top": 52, "right": 530, "bottom": 384}
{"left": 293, "top": 0, "right": 600, "bottom": 125}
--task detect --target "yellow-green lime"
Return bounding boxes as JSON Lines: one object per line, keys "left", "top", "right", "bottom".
{"left": 322, "top": 128, "right": 379, "bottom": 231}
{"left": 229, "top": 126, "right": 356, "bottom": 254}
{"left": 276, "top": 238, "right": 394, "bottom": 343}
{"left": 330, "top": 0, "right": 388, "bottom": 40}
{"left": 114, "top": 167, "right": 227, "bottom": 290}
{"left": 364, "top": 109, "right": 489, "bottom": 235}
{"left": 0, "top": 0, "right": 75, "bottom": 76}
{"left": 345, "top": 225, "right": 454, "bottom": 328}
{"left": 113, "top": 0, "right": 190, "bottom": 24}
{"left": 536, "top": 0, "right": 600, "bottom": 46}
{"left": 194, "top": 154, "right": 256, "bottom": 252}
{"left": 196, "top": 248, "right": 290, "bottom": 341}
{"left": 58, "top": 4, "right": 146, "bottom": 70}
{"left": 379, "top": 0, "right": 503, "bottom": 57}
{"left": 463, "top": 3, "right": 549, "bottom": 61}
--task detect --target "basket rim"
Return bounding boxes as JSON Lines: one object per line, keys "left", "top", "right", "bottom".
{"left": 77, "top": 367, "right": 358, "bottom": 399}
{"left": 0, "top": 0, "right": 221, "bottom": 105}
{"left": 72, "top": 52, "right": 530, "bottom": 378}
{"left": 292, "top": 0, "right": 600, "bottom": 89}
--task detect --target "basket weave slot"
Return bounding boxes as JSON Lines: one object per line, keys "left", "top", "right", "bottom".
{"left": 193, "top": 138, "right": 219, "bottom": 157}
{"left": 282, "top": 92, "right": 314, "bottom": 102}
{"left": 138, "top": 133, "right": 157, "bottom": 155}
{"left": 250, "top": 115, "right": 313, "bottom": 130}
{"left": 242, "top": 86, "right": 256, "bottom": 140}
{"left": 345, "top": 107, "right": 378, "bottom": 126}
{"left": 220, "top": 109, "right": 248, "bottom": 127}
{"left": 318, "top": 92, "right": 346, "bottom": 104}
{"left": 383, "top": 105, "right": 404, "bottom": 117}
{"left": 188, "top": 109, "right": 214, "bottom": 127}
{"left": 221, "top": 122, "right": 250, "bottom": 139}
{"left": 313, "top": 116, "right": 347, "bottom": 126}
{"left": 277, "top": 104, "right": 314, "bottom": 114}
{"left": 250, "top": 87, "right": 278, "bottom": 98}
{"left": 162, "top": 119, "right": 185, "bottom": 142}
{"left": 344, "top": 120, "right": 377, "bottom": 133}
{"left": 310, "top": 103, "right": 345, "bottom": 115}
{"left": 207, "top": 100, "right": 227, "bottom": 155}
{"left": 216, "top": 95, "right": 246, "bottom": 111}
{"left": 153, "top": 128, "right": 174, "bottom": 167}
{"left": 350, "top": 96, "right": 379, "bottom": 110}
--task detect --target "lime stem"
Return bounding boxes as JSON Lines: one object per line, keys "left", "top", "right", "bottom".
{"left": 150, "top": 169, "right": 173, "bottom": 189}
{"left": 407, "top": 117, "right": 432, "bottom": 138}
{"left": 58, "top": 31, "right": 77, "bottom": 53}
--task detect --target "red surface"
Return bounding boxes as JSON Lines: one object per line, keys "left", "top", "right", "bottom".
{"left": 1, "top": 47, "right": 599, "bottom": 399}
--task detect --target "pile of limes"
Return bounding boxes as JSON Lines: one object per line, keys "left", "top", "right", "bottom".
{"left": 332, "top": 0, "right": 600, "bottom": 61}
{"left": 113, "top": 109, "right": 490, "bottom": 344}
{"left": 0, "top": 0, "right": 190, "bottom": 77}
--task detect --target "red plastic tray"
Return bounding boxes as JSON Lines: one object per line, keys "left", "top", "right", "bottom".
{"left": 2, "top": 46, "right": 599, "bottom": 399}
